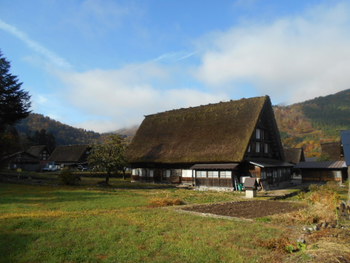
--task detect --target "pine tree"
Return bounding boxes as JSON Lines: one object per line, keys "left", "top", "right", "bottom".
{"left": 0, "top": 50, "right": 31, "bottom": 132}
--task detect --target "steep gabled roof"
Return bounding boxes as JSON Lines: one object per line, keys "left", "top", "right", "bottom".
{"left": 48, "top": 145, "right": 90, "bottom": 163}
{"left": 127, "top": 96, "right": 272, "bottom": 164}
{"left": 284, "top": 148, "right": 305, "bottom": 164}
{"left": 26, "top": 145, "right": 48, "bottom": 158}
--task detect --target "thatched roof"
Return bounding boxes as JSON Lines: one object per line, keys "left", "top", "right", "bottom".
{"left": 3, "top": 151, "right": 38, "bottom": 163}
{"left": 48, "top": 145, "right": 90, "bottom": 163}
{"left": 127, "top": 96, "right": 271, "bottom": 164}
{"left": 284, "top": 148, "right": 305, "bottom": 164}
{"left": 26, "top": 145, "right": 47, "bottom": 158}
{"left": 321, "top": 142, "right": 342, "bottom": 161}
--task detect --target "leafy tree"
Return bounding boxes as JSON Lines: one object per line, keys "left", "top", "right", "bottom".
{"left": 88, "top": 134, "right": 127, "bottom": 184}
{"left": 0, "top": 50, "right": 31, "bottom": 132}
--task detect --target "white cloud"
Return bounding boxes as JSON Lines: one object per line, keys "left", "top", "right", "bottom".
{"left": 56, "top": 62, "right": 228, "bottom": 132}
{"left": 0, "top": 19, "right": 71, "bottom": 68}
{"left": 195, "top": 1, "right": 350, "bottom": 103}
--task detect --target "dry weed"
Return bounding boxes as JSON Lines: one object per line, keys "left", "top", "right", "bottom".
{"left": 277, "top": 183, "right": 341, "bottom": 225}
{"left": 307, "top": 240, "right": 350, "bottom": 263}
{"left": 148, "top": 197, "right": 185, "bottom": 207}
{"left": 257, "top": 236, "right": 293, "bottom": 253}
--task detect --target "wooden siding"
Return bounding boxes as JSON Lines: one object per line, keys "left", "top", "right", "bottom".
{"left": 302, "top": 170, "right": 346, "bottom": 182}
{"left": 195, "top": 178, "right": 233, "bottom": 188}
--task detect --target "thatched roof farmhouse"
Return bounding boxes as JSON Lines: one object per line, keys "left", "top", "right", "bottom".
{"left": 127, "top": 96, "right": 293, "bottom": 190}
{"left": 48, "top": 145, "right": 91, "bottom": 167}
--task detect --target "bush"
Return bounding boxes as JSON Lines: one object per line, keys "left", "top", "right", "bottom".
{"left": 59, "top": 168, "right": 80, "bottom": 185}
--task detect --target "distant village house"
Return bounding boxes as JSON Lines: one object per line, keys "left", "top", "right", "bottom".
{"left": 4, "top": 145, "right": 50, "bottom": 171}
{"left": 47, "top": 144, "right": 91, "bottom": 169}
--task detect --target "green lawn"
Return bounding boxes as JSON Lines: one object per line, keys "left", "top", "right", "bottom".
{"left": 0, "top": 181, "right": 296, "bottom": 263}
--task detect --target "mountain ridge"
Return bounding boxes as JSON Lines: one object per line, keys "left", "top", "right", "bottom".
{"left": 17, "top": 89, "right": 350, "bottom": 157}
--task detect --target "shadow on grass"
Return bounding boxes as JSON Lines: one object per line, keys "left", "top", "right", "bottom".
{"left": 0, "top": 232, "right": 38, "bottom": 262}
{"left": 0, "top": 189, "right": 119, "bottom": 205}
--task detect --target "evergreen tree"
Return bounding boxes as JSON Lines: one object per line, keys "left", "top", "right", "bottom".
{"left": 0, "top": 51, "right": 31, "bottom": 159}
{"left": 0, "top": 50, "right": 31, "bottom": 132}
{"left": 28, "top": 129, "right": 56, "bottom": 152}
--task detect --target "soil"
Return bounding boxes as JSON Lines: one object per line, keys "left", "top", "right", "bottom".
{"left": 182, "top": 200, "right": 304, "bottom": 219}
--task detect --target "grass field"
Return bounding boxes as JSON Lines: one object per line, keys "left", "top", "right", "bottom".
{"left": 0, "top": 178, "right": 349, "bottom": 263}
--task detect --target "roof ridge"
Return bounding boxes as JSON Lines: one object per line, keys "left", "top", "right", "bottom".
{"left": 145, "top": 95, "right": 268, "bottom": 118}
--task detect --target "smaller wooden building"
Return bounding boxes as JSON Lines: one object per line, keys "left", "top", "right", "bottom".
{"left": 294, "top": 161, "right": 347, "bottom": 183}
{"left": 47, "top": 145, "right": 91, "bottom": 168}
{"left": 4, "top": 145, "right": 50, "bottom": 171}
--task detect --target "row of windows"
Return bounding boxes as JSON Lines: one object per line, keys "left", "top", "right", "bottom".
{"left": 196, "top": 170, "right": 232, "bottom": 179}
{"left": 260, "top": 168, "right": 291, "bottom": 180}
{"left": 132, "top": 169, "right": 177, "bottom": 177}
{"left": 132, "top": 169, "right": 233, "bottom": 178}
{"left": 248, "top": 142, "right": 269, "bottom": 154}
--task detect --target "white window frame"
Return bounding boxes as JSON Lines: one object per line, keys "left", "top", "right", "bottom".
{"left": 256, "top": 128, "right": 261, "bottom": 139}
{"left": 196, "top": 171, "right": 207, "bottom": 178}
{"left": 220, "top": 171, "right": 232, "bottom": 178}
{"left": 264, "top": 143, "right": 269, "bottom": 154}
{"left": 256, "top": 142, "right": 261, "bottom": 153}
{"left": 207, "top": 171, "right": 219, "bottom": 178}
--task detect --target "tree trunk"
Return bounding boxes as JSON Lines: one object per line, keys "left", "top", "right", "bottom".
{"left": 123, "top": 169, "right": 126, "bottom": 180}
{"left": 106, "top": 172, "right": 110, "bottom": 184}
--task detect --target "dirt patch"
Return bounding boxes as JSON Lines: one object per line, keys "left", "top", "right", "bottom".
{"left": 182, "top": 200, "right": 304, "bottom": 219}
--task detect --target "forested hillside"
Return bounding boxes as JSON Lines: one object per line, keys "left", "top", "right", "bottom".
{"left": 16, "top": 89, "right": 350, "bottom": 157}
{"left": 274, "top": 89, "right": 350, "bottom": 157}
{"left": 16, "top": 113, "right": 101, "bottom": 145}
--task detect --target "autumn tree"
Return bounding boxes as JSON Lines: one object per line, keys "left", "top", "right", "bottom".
{"left": 88, "top": 134, "right": 127, "bottom": 184}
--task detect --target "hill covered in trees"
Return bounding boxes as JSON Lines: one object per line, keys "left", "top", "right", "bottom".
{"left": 16, "top": 113, "right": 102, "bottom": 146}
{"left": 16, "top": 89, "right": 350, "bottom": 157}
{"left": 274, "top": 89, "right": 350, "bottom": 157}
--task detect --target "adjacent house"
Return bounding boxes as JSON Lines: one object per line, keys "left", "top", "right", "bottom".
{"left": 47, "top": 145, "right": 91, "bottom": 168}
{"left": 294, "top": 139, "right": 348, "bottom": 183}
{"left": 126, "top": 96, "right": 293, "bottom": 190}
{"left": 294, "top": 161, "right": 347, "bottom": 183}
{"left": 4, "top": 145, "right": 50, "bottom": 171}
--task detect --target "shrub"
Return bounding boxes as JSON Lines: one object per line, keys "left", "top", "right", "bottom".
{"left": 59, "top": 168, "right": 80, "bottom": 185}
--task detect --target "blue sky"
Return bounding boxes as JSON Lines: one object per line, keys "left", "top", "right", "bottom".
{"left": 1, "top": 0, "right": 350, "bottom": 132}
